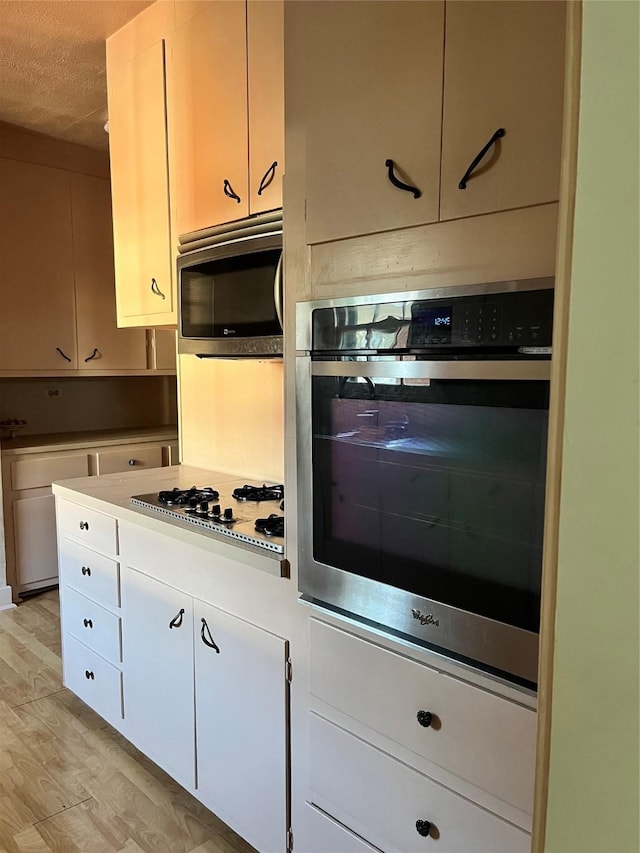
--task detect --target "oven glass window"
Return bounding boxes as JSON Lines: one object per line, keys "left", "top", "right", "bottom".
{"left": 311, "top": 376, "right": 549, "bottom": 633}
{"left": 181, "top": 249, "right": 281, "bottom": 338}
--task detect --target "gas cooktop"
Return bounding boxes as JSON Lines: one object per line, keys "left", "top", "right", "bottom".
{"left": 130, "top": 483, "right": 285, "bottom": 555}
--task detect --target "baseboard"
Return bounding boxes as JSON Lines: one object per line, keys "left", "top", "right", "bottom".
{"left": 0, "top": 585, "right": 16, "bottom": 610}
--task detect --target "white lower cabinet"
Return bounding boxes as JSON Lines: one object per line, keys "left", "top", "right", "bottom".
{"left": 121, "top": 567, "right": 290, "bottom": 852}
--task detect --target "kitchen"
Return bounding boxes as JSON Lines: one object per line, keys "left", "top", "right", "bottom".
{"left": 0, "top": 2, "right": 637, "bottom": 853}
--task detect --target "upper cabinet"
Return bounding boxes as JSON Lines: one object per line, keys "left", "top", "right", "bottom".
{"left": 170, "top": 0, "right": 284, "bottom": 236}
{"left": 287, "top": 0, "right": 566, "bottom": 246}
{"left": 299, "top": 1, "right": 445, "bottom": 246}
{"left": 107, "top": 38, "right": 175, "bottom": 327}
{"left": 439, "top": 0, "right": 566, "bottom": 221}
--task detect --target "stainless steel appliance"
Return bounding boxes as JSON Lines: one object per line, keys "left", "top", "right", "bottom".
{"left": 131, "top": 482, "right": 285, "bottom": 554}
{"left": 296, "top": 278, "right": 554, "bottom": 686}
{"left": 178, "top": 211, "right": 283, "bottom": 358}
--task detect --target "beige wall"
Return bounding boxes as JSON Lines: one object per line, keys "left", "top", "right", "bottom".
{"left": 544, "top": 2, "right": 639, "bottom": 850}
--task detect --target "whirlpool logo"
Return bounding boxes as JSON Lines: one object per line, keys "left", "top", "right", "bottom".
{"left": 223, "top": 328, "right": 237, "bottom": 335}
{"left": 412, "top": 608, "right": 440, "bottom": 628}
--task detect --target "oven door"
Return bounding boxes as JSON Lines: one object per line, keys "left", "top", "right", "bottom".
{"left": 296, "top": 357, "right": 550, "bottom": 686}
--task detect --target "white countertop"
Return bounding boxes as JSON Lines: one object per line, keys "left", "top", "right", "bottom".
{"left": 52, "top": 464, "right": 288, "bottom": 579}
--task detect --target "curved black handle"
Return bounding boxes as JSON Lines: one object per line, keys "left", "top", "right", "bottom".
{"left": 200, "top": 618, "right": 220, "bottom": 653}
{"left": 417, "top": 710, "right": 433, "bottom": 728}
{"left": 150, "top": 278, "right": 166, "bottom": 300}
{"left": 257, "top": 161, "right": 278, "bottom": 196}
{"left": 84, "top": 348, "right": 99, "bottom": 362}
{"left": 416, "top": 820, "right": 432, "bottom": 838}
{"left": 385, "top": 159, "right": 421, "bottom": 198}
{"left": 85, "top": 670, "right": 95, "bottom": 680}
{"left": 83, "top": 618, "right": 93, "bottom": 629}
{"left": 458, "top": 128, "right": 506, "bottom": 190}
{"left": 223, "top": 179, "right": 241, "bottom": 204}
{"left": 169, "top": 608, "right": 185, "bottom": 629}
{"left": 56, "top": 347, "right": 72, "bottom": 362}
{"left": 79, "top": 521, "right": 89, "bottom": 531}
{"left": 81, "top": 566, "right": 91, "bottom": 576}
{"left": 338, "top": 375, "right": 376, "bottom": 400}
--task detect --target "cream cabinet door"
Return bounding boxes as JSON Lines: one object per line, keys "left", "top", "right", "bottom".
{"left": 13, "top": 494, "right": 59, "bottom": 587}
{"left": 0, "top": 159, "right": 78, "bottom": 370}
{"left": 70, "top": 173, "right": 148, "bottom": 370}
{"left": 108, "top": 40, "right": 175, "bottom": 327}
{"left": 194, "top": 599, "right": 289, "bottom": 853}
{"left": 122, "top": 568, "right": 196, "bottom": 790}
{"left": 247, "top": 0, "right": 284, "bottom": 216}
{"left": 294, "top": 1, "right": 445, "bottom": 245}
{"left": 439, "top": 0, "right": 566, "bottom": 220}
{"left": 170, "top": 0, "right": 249, "bottom": 235}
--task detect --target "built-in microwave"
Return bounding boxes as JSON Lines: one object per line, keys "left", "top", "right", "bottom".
{"left": 177, "top": 212, "right": 283, "bottom": 358}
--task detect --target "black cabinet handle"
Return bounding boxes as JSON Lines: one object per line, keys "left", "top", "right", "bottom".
{"left": 84, "top": 348, "right": 99, "bottom": 362}
{"left": 458, "top": 127, "right": 506, "bottom": 189}
{"left": 83, "top": 618, "right": 93, "bottom": 628}
{"left": 200, "top": 617, "right": 220, "bottom": 653}
{"left": 150, "top": 278, "right": 166, "bottom": 300}
{"left": 169, "top": 608, "right": 185, "bottom": 629}
{"left": 417, "top": 710, "right": 433, "bottom": 728}
{"left": 385, "top": 159, "right": 421, "bottom": 198}
{"left": 223, "top": 179, "right": 241, "bottom": 203}
{"left": 79, "top": 521, "right": 89, "bottom": 531}
{"left": 81, "top": 566, "right": 91, "bottom": 576}
{"left": 257, "top": 161, "right": 278, "bottom": 196}
{"left": 85, "top": 670, "right": 94, "bottom": 680}
{"left": 416, "top": 820, "right": 432, "bottom": 838}
{"left": 128, "top": 459, "right": 136, "bottom": 466}
{"left": 56, "top": 347, "right": 72, "bottom": 362}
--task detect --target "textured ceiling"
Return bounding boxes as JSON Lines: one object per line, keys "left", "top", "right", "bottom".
{"left": 0, "top": 0, "right": 154, "bottom": 150}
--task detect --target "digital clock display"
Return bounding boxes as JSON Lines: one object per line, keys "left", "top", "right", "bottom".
{"left": 411, "top": 304, "right": 453, "bottom": 345}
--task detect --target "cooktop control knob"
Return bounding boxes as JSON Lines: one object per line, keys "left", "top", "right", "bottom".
{"left": 199, "top": 501, "right": 209, "bottom": 513}
{"left": 223, "top": 507, "right": 234, "bottom": 521}
{"left": 211, "top": 504, "right": 221, "bottom": 517}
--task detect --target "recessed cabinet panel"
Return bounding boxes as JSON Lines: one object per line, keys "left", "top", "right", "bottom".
{"left": 108, "top": 40, "right": 174, "bottom": 326}
{"left": 14, "top": 494, "right": 59, "bottom": 587}
{"left": 171, "top": 1, "right": 249, "bottom": 234}
{"left": 94, "top": 445, "right": 164, "bottom": 475}
{"left": 301, "top": 1, "right": 444, "bottom": 244}
{"left": 0, "top": 159, "right": 78, "bottom": 370}
{"left": 195, "top": 599, "right": 288, "bottom": 853}
{"left": 70, "top": 173, "right": 148, "bottom": 370}
{"left": 440, "top": 0, "right": 566, "bottom": 220}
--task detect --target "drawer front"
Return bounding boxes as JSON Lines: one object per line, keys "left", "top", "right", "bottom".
{"left": 94, "top": 446, "right": 163, "bottom": 475}
{"left": 62, "top": 633, "right": 123, "bottom": 729}
{"left": 302, "top": 803, "right": 381, "bottom": 853}
{"left": 56, "top": 499, "right": 118, "bottom": 554}
{"left": 59, "top": 538, "right": 120, "bottom": 609}
{"left": 309, "top": 715, "right": 530, "bottom": 853}
{"left": 11, "top": 453, "right": 90, "bottom": 491}
{"left": 309, "top": 620, "right": 536, "bottom": 812}
{"left": 62, "top": 586, "right": 121, "bottom": 664}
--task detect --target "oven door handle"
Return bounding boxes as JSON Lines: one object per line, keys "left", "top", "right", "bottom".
{"left": 273, "top": 252, "right": 283, "bottom": 331}
{"left": 310, "top": 359, "right": 550, "bottom": 382}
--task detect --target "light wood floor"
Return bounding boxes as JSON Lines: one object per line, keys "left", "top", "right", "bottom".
{"left": 0, "top": 590, "right": 255, "bottom": 853}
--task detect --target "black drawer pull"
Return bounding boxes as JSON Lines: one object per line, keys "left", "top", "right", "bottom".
{"left": 257, "top": 161, "right": 278, "bottom": 196}
{"left": 128, "top": 459, "right": 136, "bottom": 466}
{"left": 84, "top": 348, "right": 99, "bottom": 362}
{"left": 417, "top": 710, "right": 433, "bottom": 728}
{"left": 83, "top": 618, "right": 93, "bottom": 629}
{"left": 56, "top": 346, "right": 72, "bottom": 362}
{"left": 81, "top": 566, "right": 91, "bottom": 576}
{"left": 79, "top": 521, "right": 89, "bottom": 531}
{"left": 85, "top": 670, "right": 95, "bottom": 680}
{"left": 169, "top": 608, "right": 185, "bottom": 629}
{"left": 223, "top": 178, "right": 241, "bottom": 203}
{"left": 150, "top": 278, "right": 166, "bottom": 300}
{"left": 200, "top": 617, "right": 220, "bottom": 653}
{"left": 458, "top": 127, "right": 506, "bottom": 190}
{"left": 385, "top": 159, "right": 421, "bottom": 198}
{"left": 416, "top": 820, "right": 432, "bottom": 838}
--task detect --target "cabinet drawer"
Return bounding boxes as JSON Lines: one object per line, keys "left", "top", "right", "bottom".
{"left": 59, "top": 539, "right": 120, "bottom": 609}
{"left": 302, "top": 803, "right": 381, "bottom": 853}
{"left": 62, "top": 633, "right": 123, "bottom": 729}
{"left": 94, "top": 446, "right": 163, "bottom": 475}
{"left": 309, "top": 715, "right": 530, "bottom": 853}
{"left": 56, "top": 499, "right": 118, "bottom": 554}
{"left": 309, "top": 620, "right": 536, "bottom": 813}
{"left": 11, "top": 453, "right": 90, "bottom": 491}
{"left": 63, "top": 586, "right": 121, "bottom": 664}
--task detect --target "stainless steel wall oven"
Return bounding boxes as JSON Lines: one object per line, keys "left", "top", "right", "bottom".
{"left": 296, "top": 278, "right": 554, "bottom": 687}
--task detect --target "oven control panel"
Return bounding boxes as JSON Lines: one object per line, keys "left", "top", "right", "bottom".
{"left": 409, "top": 288, "right": 553, "bottom": 350}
